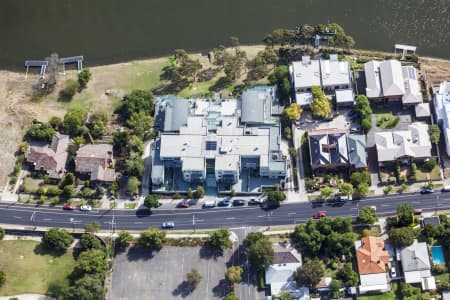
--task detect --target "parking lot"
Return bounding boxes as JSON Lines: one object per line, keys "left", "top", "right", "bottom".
{"left": 111, "top": 246, "right": 229, "bottom": 300}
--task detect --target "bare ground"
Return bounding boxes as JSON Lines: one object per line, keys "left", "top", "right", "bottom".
{"left": 419, "top": 57, "right": 450, "bottom": 86}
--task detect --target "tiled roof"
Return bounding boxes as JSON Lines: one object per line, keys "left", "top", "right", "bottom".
{"left": 75, "top": 144, "right": 115, "bottom": 182}
{"left": 356, "top": 237, "right": 390, "bottom": 275}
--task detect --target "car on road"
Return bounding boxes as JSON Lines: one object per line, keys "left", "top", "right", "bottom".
{"left": 63, "top": 204, "right": 76, "bottom": 210}
{"left": 218, "top": 200, "right": 232, "bottom": 207}
{"left": 390, "top": 267, "right": 397, "bottom": 278}
{"left": 161, "top": 221, "right": 175, "bottom": 229}
{"left": 79, "top": 205, "right": 92, "bottom": 211}
{"left": 232, "top": 199, "right": 245, "bottom": 206}
{"left": 414, "top": 208, "right": 423, "bottom": 215}
{"left": 313, "top": 211, "right": 326, "bottom": 219}
{"left": 248, "top": 198, "right": 263, "bottom": 205}
{"left": 177, "top": 201, "right": 190, "bottom": 208}
{"left": 420, "top": 187, "right": 434, "bottom": 194}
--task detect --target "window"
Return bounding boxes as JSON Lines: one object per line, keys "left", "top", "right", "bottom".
{"left": 205, "top": 141, "right": 217, "bottom": 151}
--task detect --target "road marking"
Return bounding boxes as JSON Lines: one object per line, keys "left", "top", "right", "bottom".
{"left": 350, "top": 208, "right": 358, "bottom": 210}
{"left": 381, "top": 204, "right": 389, "bottom": 207}
{"left": 13, "top": 216, "right": 22, "bottom": 219}
{"left": 43, "top": 218, "right": 52, "bottom": 221}
{"left": 226, "top": 217, "right": 236, "bottom": 220}
{"left": 412, "top": 201, "right": 420, "bottom": 204}
{"left": 257, "top": 215, "right": 265, "bottom": 218}
{"left": 134, "top": 222, "right": 143, "bottom": 224}
{"left": 196, "top": 219, "right": 204, "bottom": 222}
{"left": 288, "top": 212, "right": 296, "bottom": 215}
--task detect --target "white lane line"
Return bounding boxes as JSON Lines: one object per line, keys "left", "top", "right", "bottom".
{"left": 288, "top": 212, "right": 296, "bottom": 215}
{"left": 13, "top": 216, "right": 22, "bottom": 219}
{"left": 257, "top": 215, "right": 265, "bottom": 218}
{"left": 134, "top": 222, "right": 143, "bottom": 224}
{"left": 381, "top": 204, "right": 389, "bottom": 207}
{"left": 350, "top": 208, "right": 358, "bottom": 210}
{"left": 196, "top": 219, "right": 205, "bottom": 222}
{"left": 43, "top": 218, "right": 52, "bottom": 221}
{"left": 412, "top": 201, "right": 420, "bottom": 204}
{"left": 226, "top": 217, "right": 236, "bottom": 220}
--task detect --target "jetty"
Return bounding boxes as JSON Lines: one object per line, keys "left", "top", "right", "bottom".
{"left": 24, "top": 60, "right": 48, "bottom": 79}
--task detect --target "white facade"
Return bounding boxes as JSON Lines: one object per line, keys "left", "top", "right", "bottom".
{"left": 433, "top": 82, "right": 450, "bottom": 156}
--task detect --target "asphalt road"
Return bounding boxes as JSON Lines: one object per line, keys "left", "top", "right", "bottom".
{"left": 0, "top": 192, "right": 449, "bottom": 231}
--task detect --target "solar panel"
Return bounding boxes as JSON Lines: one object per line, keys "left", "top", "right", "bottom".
{"left": 205, "top": 141, "right": 217, "bottom": 151}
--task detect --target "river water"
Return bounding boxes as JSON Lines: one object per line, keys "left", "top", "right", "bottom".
{"left": 1, "top": 0, "right": 449, "bottom": 70}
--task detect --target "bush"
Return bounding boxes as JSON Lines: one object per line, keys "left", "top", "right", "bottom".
{"left": 59, "top": 79, "right": 79, "bottom": 101}
{"left": 0, "top": 227, "right": 5, "bottom": 240}
{"left": 425, "top": 158, "right": 437, "bottom": 171}
{"left": 80, "top": 234, "right": 102, "bottom": 251}
{"left": 0, "top": 270, "right": 5, "bottom": 287}
{"left": 116, "top": 231, "right": 133, "bottom": 248}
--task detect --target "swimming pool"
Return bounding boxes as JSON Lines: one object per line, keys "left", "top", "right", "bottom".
{"left": 431, "top": 246, "right": 445, "bottom": 265}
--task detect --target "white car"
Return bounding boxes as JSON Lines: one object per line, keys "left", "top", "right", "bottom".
{"left": 161, "top": 221, "right": 175, "bottom": 229}
{"left": 79, "top": 205, "right": 92, "bottom": 211}
{"left": 390, "top": 267, "right": 397, "bottom": 278}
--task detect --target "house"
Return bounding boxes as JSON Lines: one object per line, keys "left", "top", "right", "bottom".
{"left": 265, "top": 243, "right": 309, "bottom": 300}
{"left": 151, "top": 86, "right": 286, "bottom": 193}
{"left": 307, "top": 128, "right": 367, "bottom": 173}
{"left": 355, "top": 236, "right": 391, "bottom": 294}
{"left": 374, "top": 123, "right": 431, "bottom": 165}
{"left": 75, "top": 144, "right": 115, "bottom": 183}
{"left": 433, "top": 82, "right": 450, "bottom": 156}
{"left": 364, "top": 60, "right": 423, "bottom": 106}
{"left": 290, "top": 55, "right": 353, "bottom": 107}
{"left": 26, "top": 134, "right": 69, "bottom": 179}
{"left": 400, "top": 240, "right": 436, "bottom": 290}
{"left": 415, "top": 103, "right": 431, "bottom": 119}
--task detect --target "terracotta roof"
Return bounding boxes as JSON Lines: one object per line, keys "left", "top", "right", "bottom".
{"left": 356, "top": 237, "right": 390, "bottom": 275}
{"left": 75, "top": 144, "right": 115, "bottom": 182}
{"left": 26, "top": 134, "right": 69, "bottom": 179}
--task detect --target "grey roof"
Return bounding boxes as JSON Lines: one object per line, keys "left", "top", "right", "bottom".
{"left": 423, "top": 216, "right": 440, "bottom": 227}
{"left": 151, "top": 138, "right": 164, "bottom": 184}
{"left": 401, "top": 241, "right": 431, "bottom": 272}
{"left": 308, "top": 129, "right": 349, "bottom": 167}
{"left": 241, "top": 86, "right": 276, "bottom": 124}
{"left": 348, "top": 134, "right": 367, "bottom": 168}
{"left": 155, "top": 96, "right": 189, "bottom": 132}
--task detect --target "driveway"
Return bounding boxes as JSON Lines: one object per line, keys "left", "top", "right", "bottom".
{"left": 111, "top": 245, "right": 229, "bottom": 300}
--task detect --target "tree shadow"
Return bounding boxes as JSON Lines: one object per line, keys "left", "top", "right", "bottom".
{"left": 212, "top": 278, "right": 230, "bottom": 298}
{"left": 199, "top": 244, "right": 223, "bottom": 260}
{"left": 126, "top": 244, "right": 156, "bottom": 261}
{"left": 33, "top": 242, "right": 66, "bottom": 257}
{"left": 172, "top": 281, "right": 195, "bottom": 298}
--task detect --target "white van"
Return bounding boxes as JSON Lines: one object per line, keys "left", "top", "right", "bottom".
{"left": 442, "top": 186, "right": 450, "bottom": 192}
{"left": 203, "top": 200, "right": 216, "bottom": 208}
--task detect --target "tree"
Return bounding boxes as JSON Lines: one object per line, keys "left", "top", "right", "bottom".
{"left": 49, "top": 116, "right": 62, "bottom": 130}
{"left": 88, "top": 119, "right": 106, "bottom": 139}
{"left": 389, "top": 227, "right": 415, "bottom": 248}
{"left": 26, "top": 121, "right": 56, "bottom": 142}
{"left": 59, "top": 79, "right": 79, "bottom": 101}
{"left": 138, "top": 228, "right": 166, "bottom": 249}
{"left": 78, "top": 68, "right": 92, "bottom": 90}
{"left": 0, "top": 227, "right": 5, "bottom": 240}
{"left": 268, "top": 189, "right": 286, "bottom": 203}
{"left": 400, "top": 283, "right": 422, "bottom": 300}
{"left": 127, "top": 111, "right": 154, "bottom": 140}
{"left": 283, "top": 104, "right": 303, "bottom": 121}
{"left": 338, "top": 183, "right": 354, "bottom": 197}
{"left": 60, "top": 172, "right": 76, "bottom": 187}
{"left": 113, "top": 130, "right": 130, "bottom": 155}
{"left": 225, "top": 266, "right": 243, "bottom": 284}
{"left": 61, "top": 185, "right": 75, "bottom": 198}
{"left": 422, "top": 224, "right": 439, "bottom": 239}
{"left": 397, "top": 203, "right": 414, "bottom": 226}
{"left": 425, "top": 157, "right": 437, "bottom": 171}
{"left": 350, "top": 171, "right": 370, "bottom": 187}
{"left": 144, "top": 194, "right": 161, "bottom": 209}
{"left": 65, "top": 274, "right": 104, "bottom": 300}
{"left": 212, "top": 45, "right": 228, "bottom": 68}
{"left": 63, "top": 107, "right": 87, "bottom": 136}
{"left": 80, "top": 234, "right": 102, "bottom": 250}
{"left": 337, "top": 263, "right": 359, "bottom": 286}
{"left": 356, "top": 183, "right": 370, "bottom": 196}
{"left": 116, "top": 231, "right": 133, "bottom": 248}
{"left": 179, "top": 58, "right": 202, "bottom": 82}
{"left": 268, "top": 65, "right": 291, "bottom": 103}
{"left": 0, "top": 270, "right": 5, "bottom": 287}
{"left": 126, "top": 176, "right": 140, "bottom": 195}
{"left": 279, "top": 291, "right": 294, "bottom": 300}
{"left": 223, "top": 290, "right": 239, "bottom": 300}
{"left": 243, "top": 233, "right": 274, "bottom": 272}
{"left": 320, "top": 186, "right": 334, "bottom": 200}
{"left": 74, "top": 249, "right": 107, "bottom": 275}
{"left": 358, "top": 206, "right": 378, "bottom": 225}
{"left": 329, "top": 279, "right": 342, "bottom": 293}
{"left": 125, "top": 152, "right": 144, "bottom": 177}
{"left": 310, "top": 86, "right": 331, "bottom": 118}
{"left": 186, "top": 268, "right": 202, "bottom": 289}
{"left": 294, "top": 259, "right": 325, "bottom": 288}
{"left": 429, "top": 124, "right": 441, "bottom": 144}
{"left": 42, "top": 228, "right": 74, "bottom": 253}
{"left": 194, "top": 185, "right": 204, "bottom": 198}
{"left": 129, "top": 135, "right": 144, "bottom": 155}
{"left": 209, "top": 228, "right": 231, "bottom": 250}
{"left": 118, "top": 90, "right": 155, "bottom": 119}
{"left": 84, "top": 221, "right": 101, "bottom": 233}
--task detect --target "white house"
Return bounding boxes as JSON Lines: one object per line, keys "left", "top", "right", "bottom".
{"left": 400, "top": 240, "right": 436, "bottom": 291}
{"left": 433, "top": 81, "right": 450, "bottom": 156}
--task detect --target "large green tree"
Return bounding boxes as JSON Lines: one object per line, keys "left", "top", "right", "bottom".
{"left": 42, "top": 228, "right": 74, "bottom": 253}
{"left": 126, "top": 176, "right": 140, "bottom": 195}
{"left": 397, "top": 203, "right": 415, "bottom": 226}
{"left": 338, "top": 183, "right": 354, "bottom": 197}
{"left": 127, "top": 111, "right": 154, "bottom": 140}
{"left": 389, "top": 227, "right": 415, "bottom": 248}
{"left": 144, "top": 194, "right": 161, "bottom": 209}
{"left": 268, "top": 65, "right": 291, "bottom": 103}
{"left": 74, "top": 249, "right": 107, "bottom": 275}
{"left": 80, "top": 234, "right": 102, "bottom": 251}
{"left": 294, "top": 259, "right": 325, "bottom": 288}
{"left": 243, "top": 232, "right": 274, "bottom": 272}
{"left": 209, "top": 228, "right": 231, "bottom": 250}
{"left": 358, "top": 206, "right": 378, "bottom": 225}
{"left": 77, "top": 68, "right": 92, "bottom": 90}
{"left": 138, "top": 228, "right": 166, "bottom": 250}
{"left": 63, "top": 107, "right": 87, "bottom": 136}
{"left": 116, "top": 231, "right": 133, "bottom": 248}
{"left": 118, "top": 90, "right": 155, "bottom": 119}
{"left": 225, "top": 266, "right": 243, "bottom": 284}
{"left": 337, "top": 263, "right": 359, "bottom": 286}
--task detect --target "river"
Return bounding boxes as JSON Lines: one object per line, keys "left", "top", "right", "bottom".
{"left": 1, "top": 0, "right": 449, "bottom": 70}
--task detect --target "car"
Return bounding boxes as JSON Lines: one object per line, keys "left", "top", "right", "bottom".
{"left": 414, "top": 208, "right": 423, "bottom": 215}
{"left": 232, "top": 199, "right": 245, "bottom": 206}
{"left": 370, "top": 205, "right": 377, "bottom": 211}
{"left": 420, "top": 188, "right": 434, "bottom": 194}
{"left": 390, "top": 267, "right": 397, "bottom": 278}
{"left": 177, "top": 201, "right": 190, "bottom": 208}
{"left": 79, "top": 205, "right": 92, "bottom": 211}
{"left": 218, "top": 200, "right": 232, "bottom": 207}
{"left": 203, "top": 200, "right": 216, "bottom": 208}
{"left": 248, "top": 198, "right": 263, "bottom": 205}
{"left": 63, "top": 204, "right": 76, "bottom": 210}
{"left": 442, "top": 186, "right": 450, "bottom": 192}
{"left": 313, "top": 211, "right": 326, "bottom": 219}
{"left": 161, "top": 221, "right": 175, "bottom": 229}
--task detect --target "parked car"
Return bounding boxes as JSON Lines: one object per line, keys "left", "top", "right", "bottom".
{"left": 218, "top": 200, "right": 232, "bottom": 207}
{"left": 161, "top": 221, "right": 175, "bottom": 229}
{"left": 414, "top": 208, "right": 423, "bottom": 215}
{"left": 390, "top": 267, "right": 397, "bottom": 278}
{"left": 313, "top": 211, "right": 327, "bottom": 219}
{"left": 177, "top": 201, "right": 190, "bottom": 208}
{"left": 248, "top": 198, "right": 263, "bottom": 205}
{"left": 232, "top": 199, "right": 245, "bottom": 206}
{"left": 420, "top": 187, "right": 434, "bottom": 194}
{"left": 442, "top": 186, "right": 450, "bottom": 192}
{"left": 203, "top": 200, "right": 216, "bottom": 208}
{"left": 79, "top": 205, "right": 92, "bottom": 211}
{"left": 339, "top": 195, "right": 352, "bottom": 201}
{"left": 63, "top": 204, "right": 76, "bottom": 210}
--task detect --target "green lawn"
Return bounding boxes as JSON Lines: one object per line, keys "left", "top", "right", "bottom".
{"left": 376, "top": 113, "right": 399, "bottom": 129}
{"left": 416, "top": 165, "right": 441, "bottom": 181}
{"left": 0, "top": 240, "right": 76, "bottom": 296}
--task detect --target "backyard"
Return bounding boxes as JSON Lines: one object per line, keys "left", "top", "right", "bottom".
{"left": 0, "top": 240, "right": 76, "bottom": 296}
{"left": 375, "top": 107, "right": 400, "bottom": 129}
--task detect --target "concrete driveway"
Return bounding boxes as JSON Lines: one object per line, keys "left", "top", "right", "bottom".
{"left": 111, "top": 245, "right": 230, "bottom": 300}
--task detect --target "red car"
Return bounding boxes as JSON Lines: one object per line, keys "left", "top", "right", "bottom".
{"left": 313, "top": 211, "right": 326, "bottom": 219}
{"left": 63, "top": 204, "right": 76, "bottom": 210}
{"left": 177, "top": 201, "right": 190, "bottom": 208}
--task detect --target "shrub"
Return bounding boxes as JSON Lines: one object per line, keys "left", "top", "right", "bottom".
{"left": 59, "top": 79, "right": 79, "bottom": 101}
{"left": 0, "top": 227, "right": 5, "bottom": 240}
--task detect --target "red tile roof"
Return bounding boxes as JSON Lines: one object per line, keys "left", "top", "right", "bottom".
{"left": 356, "top": 236, "right": 390, "bottom": 275}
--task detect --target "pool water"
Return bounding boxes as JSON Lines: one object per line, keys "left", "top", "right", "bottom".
{"left": 431, "top": 246, "right": 445, "bottom": 265}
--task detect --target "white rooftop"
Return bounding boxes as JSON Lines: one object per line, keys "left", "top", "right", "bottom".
{"left": 433, "top": 82, "right": 450, "bottom": 156}
{"left": 415, "top": 103, "right": 430, "bottom": 118}
{"left": 291, "top": 57, "right": 321, "bottom": 89}
{"left": 295, "top": 92, "right": 313, "bottom": 106}
{"left": 379, "top": 60, "right": 405, "bottom": 96}
{"left": 320, "top": 59, "right": 351, "bottom": 87}
{"left": 335, "top": 89, "right": 355, "bottom": 104}
{"left": 402, "top": 66, "right": 423, "bottom": 104}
